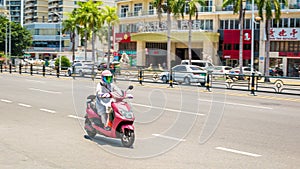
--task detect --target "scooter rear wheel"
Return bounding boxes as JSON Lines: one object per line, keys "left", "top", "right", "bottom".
{"left": 121, "top": 130, "right": 135, "bottom": 148}
{"left": 85, "top": 118, "right": 96, "bottom": 138}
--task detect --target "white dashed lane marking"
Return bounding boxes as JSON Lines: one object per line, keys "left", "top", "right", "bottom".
{"left": 68, "top": 115, "right": 85, "bottom": 120}
{"left": 1, "top": 99, "right": 13, "bottom": 103}
{"left": 29, "top": 88, "right": 62, "bottom": 94}
{"left": 199, "top": 99, "right": 273, "bottom": 110}
{"left": 40, "top": 108, "right": 56, "bottom": 114}
{"left": 18, "top": 103, "right": 32, "bottom": 108}
{"left": 152, "top": 134, "right": 186, "bottom": 142}
{"left": 132, "top": 103, "right": 205, "bottom": 116}
{"left": 216, "top": 147, "right": 262, "bottom": 157}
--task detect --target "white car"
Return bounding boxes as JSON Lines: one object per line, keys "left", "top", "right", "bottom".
{"left": 228, "top": 67, "right": 262, "bottom": 79}
{"left": 67, "top": 61, "right": 98, "bottom": 77}
{"left": 212, "top": 66, "right": 233, "bottom": 75}
{"left": 159, "top": 65, "right": 207, "bottom": 86}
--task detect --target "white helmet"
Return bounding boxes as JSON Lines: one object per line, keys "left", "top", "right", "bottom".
{"left": 101, "top": 70, "right": 113, "bottom": 84}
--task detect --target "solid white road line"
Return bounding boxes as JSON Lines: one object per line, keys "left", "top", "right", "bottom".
{"left": 215, "top": 147, "right": 262, "bottom": 157}
{"left": 18, "top": 103, "right": 32, "bottom": 108}
{"left": 152, "top": 134, "right": 186, "bottom": 142}
{"left": 68, "top": 115, "right": 85, "bottom": 120}
{"left": 40, "top": 108, "right": 56, "bottom": 114}
{"left": 199, "top": 99, "right": 273, "bottom": 110}
{"left": 132, "top": 103, "right": 205, "bottom": 116}
{"left": 0, "top": 99, "right": 13, "bottom": 103}
{"left": 29, "top": 88, "right": 61, "bottom": 94}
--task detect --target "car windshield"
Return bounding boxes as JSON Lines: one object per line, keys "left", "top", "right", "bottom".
{"left": 190, "top": 66, "right": 202, "bottom": 71}
{"left": 193, "top": 63, "right": 205, "bottom": 67}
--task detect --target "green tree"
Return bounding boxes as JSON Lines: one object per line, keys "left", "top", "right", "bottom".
{"left": 257, "top": 0, "right": 287, "bottom": 81}
{"left": 0, "top": 15, "right": 32, "bottom": 57}
{"left": 152, "top": 0, "right": 184, "bottom": 71}
{"left": 101, "top": 6, "right": 119, "bottom": 65}
{"left": 181, "top": 0, "right": 206, "bottom": 65}
{"left": 62, "top": 10, "right": 77, "bottom": 62}
{"left": 223, "top": 0, "right": 246, "bottom": 75}
{"left": 55, "top": 56, "right": 71, "bottom": 70}
{"left": 76, "top": 0, "right": 103, "bottom": 63}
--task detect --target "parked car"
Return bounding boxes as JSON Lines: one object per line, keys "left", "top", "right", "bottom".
{"left": 228, "top": 67, "right": 262, "bottom": 80}
{"left": 67, "top": 61, "right": 98, "bottom": 77}
{"left": 212, "top": 66, "right": 233, "bottom": 75}
{"left": 159, "top": 65, "right": 207, "bottom": 86}
{"left": 181, "top": 60, "right": 214, "bottom": 71}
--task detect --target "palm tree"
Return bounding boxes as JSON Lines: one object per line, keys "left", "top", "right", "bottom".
{"left": 223, "top": 0, "right": 246, "bottom": 75}
{"left": 152, "top": 0, "right": 184, "bottom": 71}
{"left": 184, "top": 0, "right": 206, "bottom": 65}
{"left": 75, "top": 0, "right": 103, "bottom": 61}
{"left": 101, "top": 6, "right": 119, "bottom": 66}
{"left": 256, "top": 0, "right": 287, "bottom": 81}
{"left": 62, "top": 11, "right": 77, "bottom": 61}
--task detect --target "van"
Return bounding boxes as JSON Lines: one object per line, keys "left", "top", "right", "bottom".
{"left": 181, "top": 60, "right": 214, "bottom": 71}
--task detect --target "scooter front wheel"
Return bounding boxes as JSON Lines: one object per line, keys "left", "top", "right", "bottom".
{"left": 121, "top": 130, "right": 135, "bottom": 148}
{"left": 85, "top": 118, "right": 96, "bottom": 138}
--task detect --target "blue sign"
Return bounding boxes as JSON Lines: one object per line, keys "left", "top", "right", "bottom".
{"left": 259, "top": 56, "right": 264, "bottom": 61}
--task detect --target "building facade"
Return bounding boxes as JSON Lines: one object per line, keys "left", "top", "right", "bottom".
{"left": 115, "top": 0, "right": 300, "bottom": 77}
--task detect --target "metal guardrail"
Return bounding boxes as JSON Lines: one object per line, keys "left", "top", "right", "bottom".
{"left": 1, "top": 64, "right": 300, "bottom": 95}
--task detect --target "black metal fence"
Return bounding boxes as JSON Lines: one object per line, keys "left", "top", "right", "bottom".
{"left": 1, "top": 63, "right": 300, "bottom": 95}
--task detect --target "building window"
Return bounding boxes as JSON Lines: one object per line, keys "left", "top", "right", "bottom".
{"left": 234, "top": 44, "right": 239, "bottom": 50}
{"left": 120, "top": 5, "right": 129, "bottom": 18}
{"left": 148, "top": 3, "right": 154, "bottom": 15}
{"left": 244, "top": 44, "right": 251, "bottom": 50}
{"left": 224, "top": 44, "right": 232, "bottom": 50}
{"left": 134, "top": 3, "right": 142, "bottom": 16}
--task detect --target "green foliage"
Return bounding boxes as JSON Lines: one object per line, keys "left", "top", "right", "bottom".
{"left": 55, "top": 56, "right": 71, "bottom": 70}
{"left": 0, "top": 15, "right": 32, "bottom": 57}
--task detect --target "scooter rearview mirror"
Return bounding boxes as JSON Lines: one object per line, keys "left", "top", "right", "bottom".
{"left": 128, "top": 85, "right": 133, "bottom": 90}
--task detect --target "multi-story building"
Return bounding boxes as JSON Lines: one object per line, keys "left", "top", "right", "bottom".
{"left": 115, "top": 0, "right": 300, "bottom": 76}
{"left": 3, "top": 0, "right": 23, "bottom": 24}
{"left": 22, "top": 0, "right": 111, "bottom": 61}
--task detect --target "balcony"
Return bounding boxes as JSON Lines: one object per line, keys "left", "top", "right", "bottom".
{"left": 289, "top": 3, "right": 300, "bottom": 9}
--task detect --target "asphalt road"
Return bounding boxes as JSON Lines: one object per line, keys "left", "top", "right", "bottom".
{"left": 0, "top": 73, "right": 299, "bottom": 169}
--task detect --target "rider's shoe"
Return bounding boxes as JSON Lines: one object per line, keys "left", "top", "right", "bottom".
{"left": 104, "top": 126, "right": 111, "bottom": 131}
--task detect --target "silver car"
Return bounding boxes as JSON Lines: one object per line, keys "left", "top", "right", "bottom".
{"left": 160, "top": 65, "right": 207, "bottom": 86}
{"left": 67, "top": 62, "right": 98, "bottom": 77}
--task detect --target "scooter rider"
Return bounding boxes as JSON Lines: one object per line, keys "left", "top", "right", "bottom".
{"left": 96, "top": 69, "right": 116, "bottom": 131}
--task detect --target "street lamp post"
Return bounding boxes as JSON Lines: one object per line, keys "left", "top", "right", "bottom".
{"left": 251, "top": 0, "right": 255, "bottom": 74}
{"left": 51, "top": 12, "right": 62, "bottom": 72}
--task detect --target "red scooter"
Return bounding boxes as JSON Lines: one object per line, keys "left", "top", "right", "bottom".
{"left": 84, "top": 85, "right": 135, "bottom": 147}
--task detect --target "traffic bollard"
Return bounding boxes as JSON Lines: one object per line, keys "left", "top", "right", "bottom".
{"left": 57, "top": 66, "right": 60, "bottom": 78}
{"left": 250, "top": 73, "right": 256, "bottom": 95}
{"left": 19, "top": 63, "right": 21, "bottom": 74}
{"left": 169, "top": 69, "right": 173, "bottom": 88}
{"left": 43, "top": 65, "right": 45, "bottom": 77}
{"left": 72, "top": 66, "right": 75, "bottom": 79}
{"left": 205, "top": 72, "right": 211, "bottom": 92}
{"left": 9, "top": 63, "right": 12, "bottom": 74}
{"left": 138, "top": 69, "right": 143, "bottom": 85}
{"left": 30, "top": 64, "right": 33, "bottom": 75}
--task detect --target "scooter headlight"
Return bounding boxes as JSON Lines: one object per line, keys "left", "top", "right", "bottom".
{"left": 120, "top": 109, "right": 134, "bottom": 119}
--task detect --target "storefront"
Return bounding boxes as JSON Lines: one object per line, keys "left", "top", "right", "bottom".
{"left": 269, "top": 28, "right": 300, "bottom": 77}
{"left": 115, "top": 32, "right": 137, "bottom": 66}
{"left": 222, "top": 29, "right": 257, "bottom": 67}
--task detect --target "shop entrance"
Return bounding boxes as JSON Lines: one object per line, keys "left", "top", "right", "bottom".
{"left": 287, "top": 58, "right": 300, "bottom": 77}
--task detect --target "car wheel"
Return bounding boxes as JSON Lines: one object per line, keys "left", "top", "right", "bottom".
{"left": 79, "top": 70, "right": 84, "bottom": 77}
{"left": 68, "top": 70, "right": 71, "bottom": 76}
{"left": 184, "top": 77, "right": 190, "bottom": 85}
{"left": 162, "top": 75, "right": 168, "bottom": 83}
